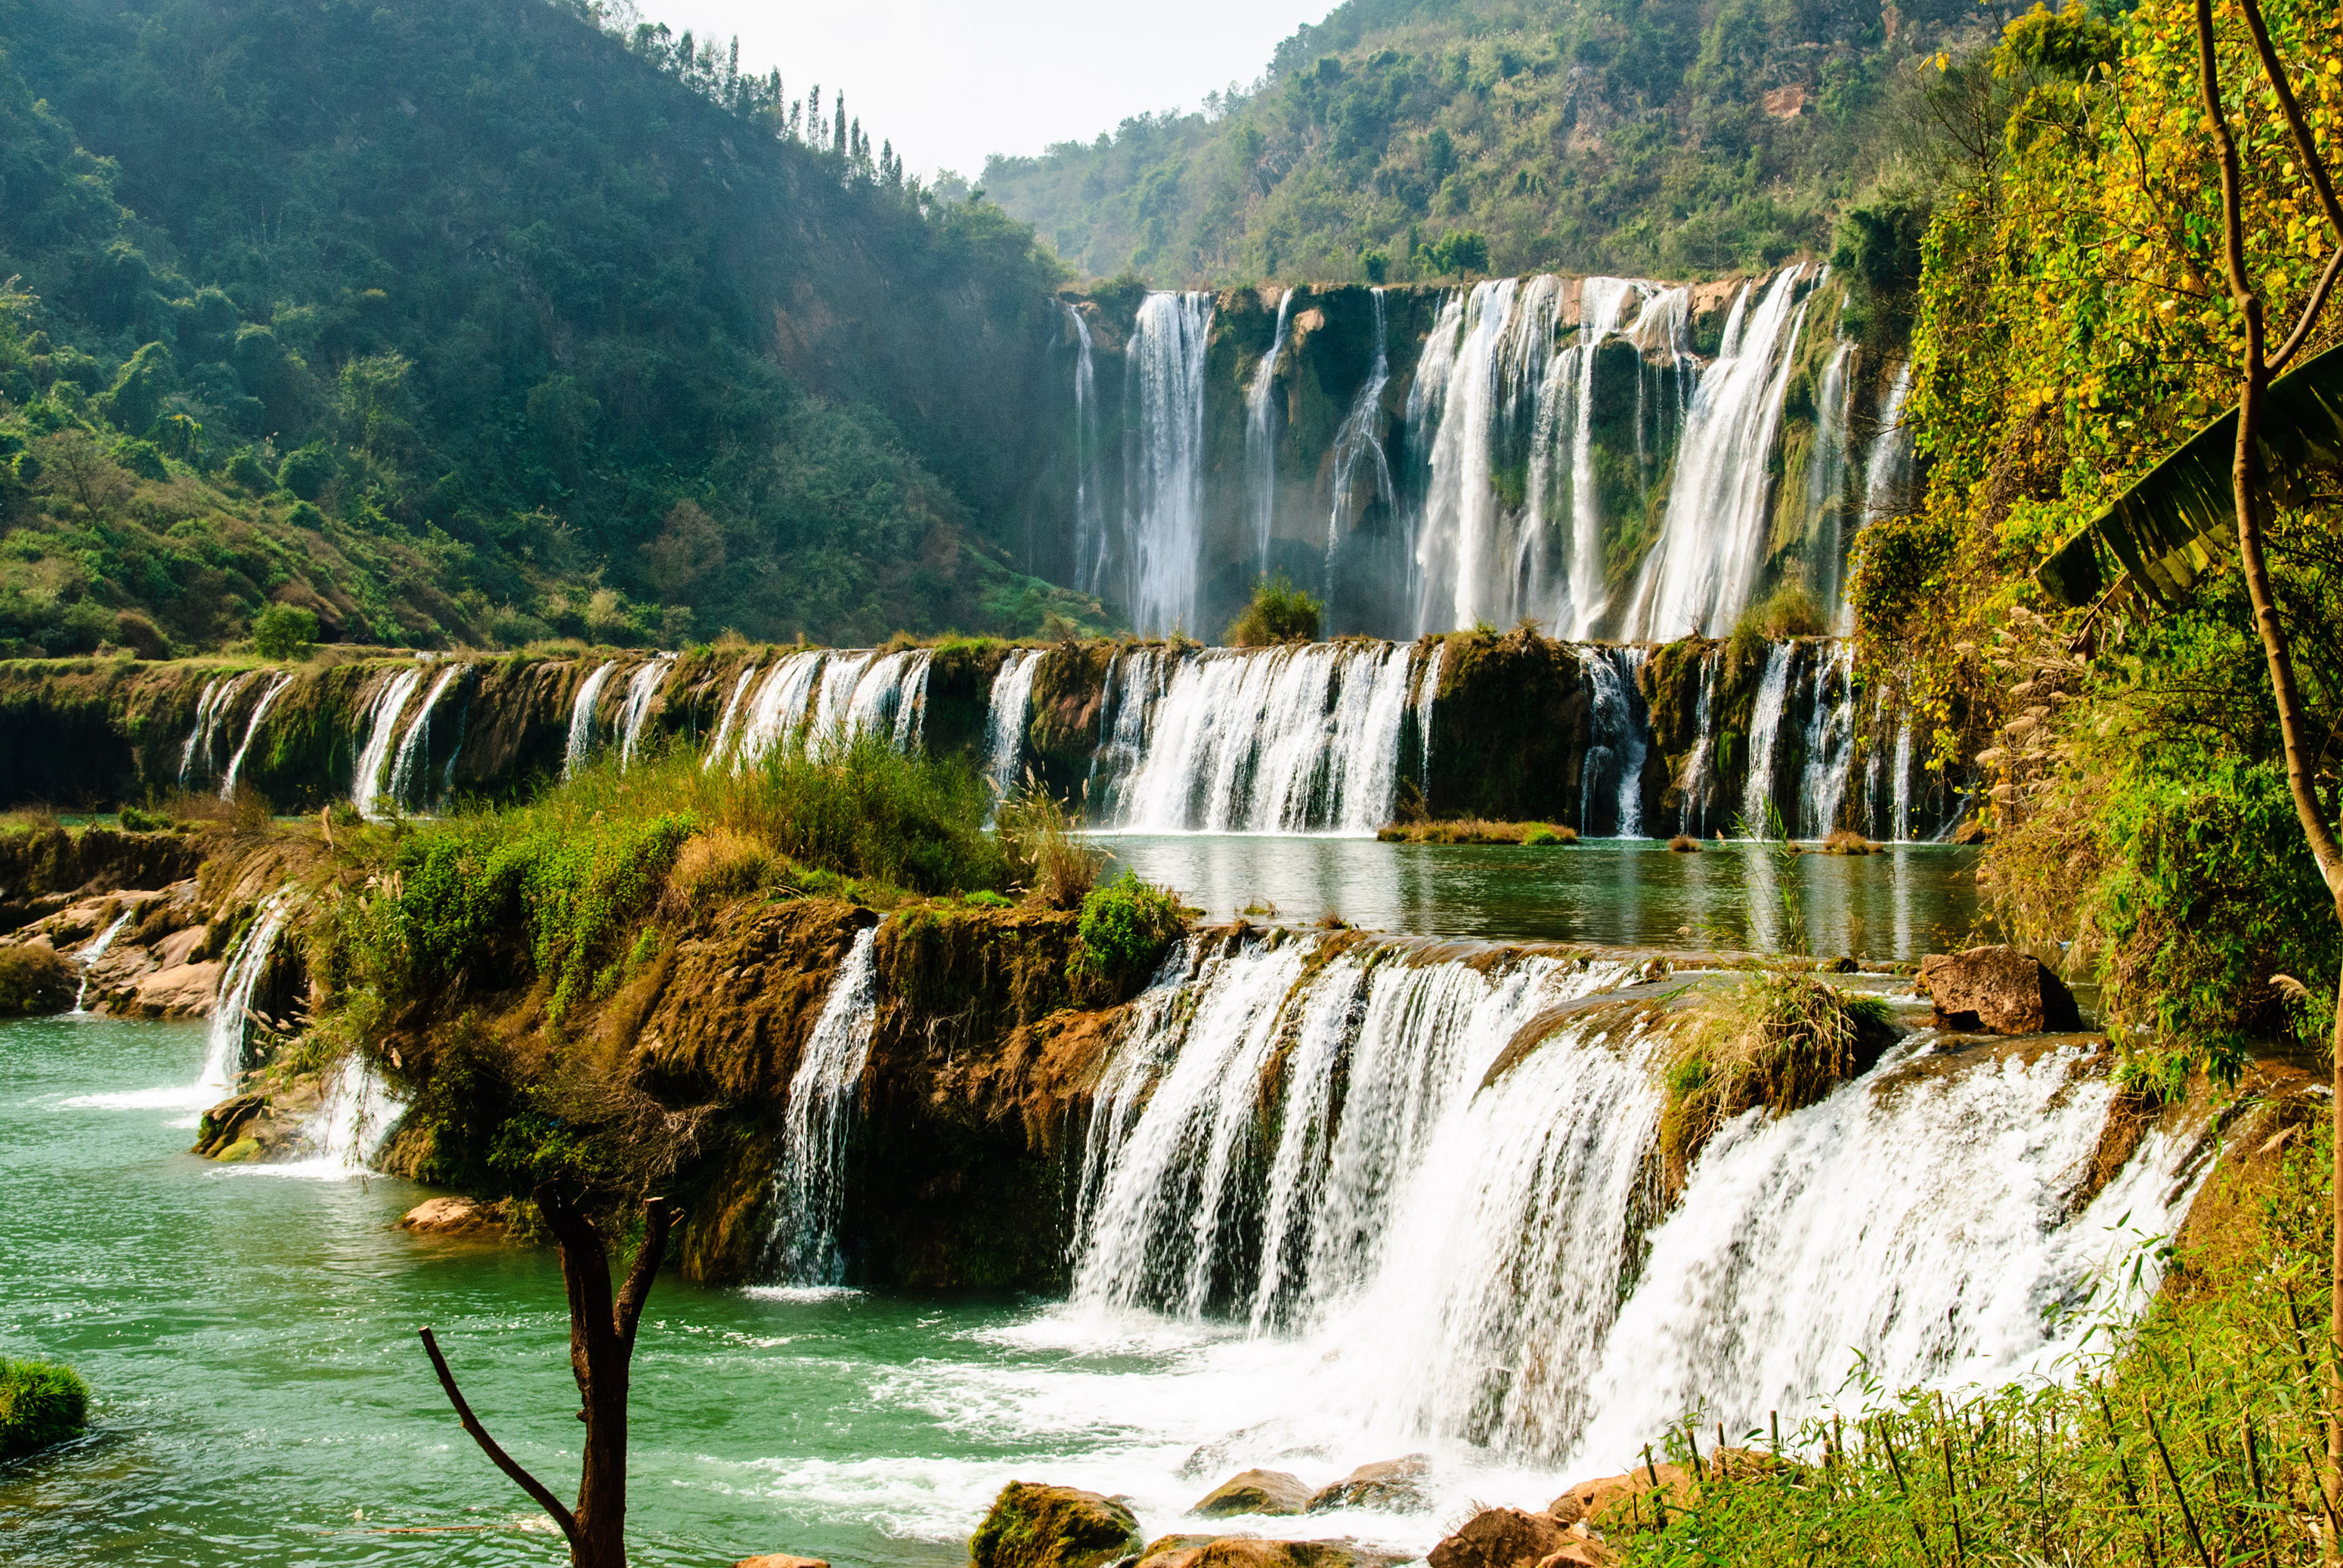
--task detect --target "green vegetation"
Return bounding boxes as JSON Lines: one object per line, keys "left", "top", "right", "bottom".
{"left": 1223, "top": 574, "right": 1324, "bottom": 646}
{"left": 0, "top": 943, "right": 73, "bottom": 1015}
{"left": 1069, "top": 874, "right": 1185, "bottom": 991}
{"left": 0, "top": 1356, "right": 88, "bottom": 1458}
{"left": 0, "top": 0, "right": 1105, "bottom": 656}
{"left": 249, "top": 605, "right": 317, "bottom": 663}
{"left": 983, "top": 0, "right": 1997, "bottom": 283}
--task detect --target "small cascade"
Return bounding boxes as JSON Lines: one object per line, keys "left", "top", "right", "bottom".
{"left": 1062, "top": 932, "right": 2199, "bottom": 1464}
{"left": 1104, "top": 643, "right": 1418, "bottom": 834}
{"left": 811, "top": 651, "right": 874, "bottom": 738}
{"left": 1796, "top": 643, "right": 1858, "bottom": 838}
{"left": 178, "top": 673, "right": 248, "bottom": 785}
{"left": 1561, "top": 279, "right": 1643, "bottom": 638}
{"left": 1413, "top": 640, "right": 1443, "bottom": 793}
{"left": 764, "top": 926, "right": 880, "bottom": 1285}
{"left": 1807, "top": 340, "right": 1858, "bottom": 626}
{"left": 1890, "top": 717, "right": 1916, "bottom": 840}
{"left": 1325, "top": 287, "right": 1393, "bottom": 609}
{"left": 218, "top": 673, "right": 292, "bottom": 799}
{"left": 1577, "top": 646, "right": 1648, "bottom": 837}
{"left": 563, "top": 660, "right": 619, "bottom": 781}
{"left": 70, "top": 909, "right": 134, "bottom": 1014}
{"left": 1622, "top": 268, "right": 1815, "bottom": 640}
{"left": 1066, "top": 303, "right": 1107, "bottom": 597}
{"left": 731, "top": 650, "right": 829, "bottom": 769}
{"left": 841, "top": 650, "right": 930, "bottom": 750}
{"left": 1674, "top": 647, "right": 1722, "bottom": 838}
{"left": 1086, "top": 647, "right": 1168, "bottom": 806}
{"left": 267, "top": 1054, "right": 408, "bottom": 1175}
{"left": 616, "top": 654, "right": 676, "bottom": 770}
{"left": 1123, "top": 291, "right": 1215, "bottom": 634}
{"left": 197, "top": 895, "right": 292, "bottom": 1093}
{"left": 1739, "top": 642, "right": 1795, "bottom": 836}
{"left": 350, "top": 666, "right": 423, "bottom": 819}
{"left": 1246, "top": 289, "right": 1295, "bottom": 574}
{"left": 704, "top": 662, "right": 762, "bottom": 772}
{"left": 983, "top": 648, "right": 1046, "bottom": 803}
{"left": 386, "top": 662, "right": 466, "bottom": 812}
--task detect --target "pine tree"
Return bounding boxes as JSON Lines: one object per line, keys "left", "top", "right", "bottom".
{"left": 834, "top": 95, "right": 847, "bottom": 158}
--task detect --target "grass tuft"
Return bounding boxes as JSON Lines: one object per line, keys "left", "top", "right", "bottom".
{"left": 0, "top": 1358, "right": 88, "bottom": 1458}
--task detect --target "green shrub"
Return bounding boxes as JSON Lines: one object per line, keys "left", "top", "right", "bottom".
{"left": 1069, "top": 874, "right": 1185, "bottom": 991}
{"left": 276, "top": 444, "right": 336, "bottom": 500}
{"left": 251, "top": 603, "right": 318, "bottom": 660}
{"left": 1224, "top": 574, "right": 1323, "bottom": 647}
{"left": 222, "top": 450, "right": 275, "bottom": 493}
{"left": 113, "top": 438, "right": 168, "bottom": 481}
{"left": 0, "top": 945, "right": 74, "bottom": 1016}
{"left": 0, "top": 1357, "right": 89, "bottom": 1458}
{"left": 118, "top": 804, "right": 172, "bottom": 832}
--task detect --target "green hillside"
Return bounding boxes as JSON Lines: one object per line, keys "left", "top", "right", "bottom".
{"left": 0, "top": 0, "right": 1103, "bottom": 657}
{"left": 982, "top": 0, "right": 1991, "bottom": 283}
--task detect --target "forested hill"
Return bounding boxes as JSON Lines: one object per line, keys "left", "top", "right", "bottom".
{"left": 982, "top": 0, "right": 1998, "bottom": 283}
{"left": 0, "top": 0, "right": 1103, "bottom": 657}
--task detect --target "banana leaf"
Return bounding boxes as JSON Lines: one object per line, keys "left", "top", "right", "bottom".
{"left": 2035, "top": 339, "right": 2343, "bottom": 608}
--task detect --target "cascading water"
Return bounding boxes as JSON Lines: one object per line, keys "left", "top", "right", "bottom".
{"left": 1807, "top": 340, "right": 1858, "bottom": 626}
{"left": 1413, "top": 641, "right": 1443, "bottom": 793}
{"left": 1620, "top": 268, "right": 1814, "bottom": 640}
{"left": 1246, "top": 289, "right": 1295, "bottom": 575}
{"left": 1675, "top": 647, "right": 1722, "bottom": 837}
{"left": 731, "top": 650, "right": 828, "bottom": 769}
{"left": 1577, "top": 646, "right": 1648, "bottom": 837}
{"left": 1859, "top": 364, "right": 1918, "bottom": 540}
{"left": 252, "top": 1054, "right": 410, "bottom": 1177}
{"left": 763, "top": 926, "right": 880, "bottom": 1286}
{"left": 812, "top": 651, "right": 874, "bottom": 739}
{"left": 70, "top": 909, "right": 135, "bottom": 1014}
{"left": 842, "top": 650, "right": 931, "bottom": 750}
{"left": 178, "top": 673, "right": 248, "bottom": 785}
{"left": 1797, "top": 642, "right": 1858, "bottom": 837}
{"left": 1325, "top": 287, "right": 1393, "bottom": 610}
{"left": 1066, "top": 303, "right": 1107, "bottom": 595}
{"left": 1122, "top": 292, "right": 1214, "bottom": 635}
{"left": 197, "top": 894, "right": 292, "bottom": 1093}
{"left": 1104, "top": 643, "right": 1418, "bottom": 833}
{"left": 706, "top": 662, "right": 762, "bottom": 772}
{"left": 983, "top": 648, "right": 1045, "bottom": 804}
{"left": 1056, "top": 933, "right": 2201, "bottom": 1467}
{"left": 350, "top": 666, "right": 423, "bottom": 819}
{"left": 617, "top": 654, "right": 676, "bottom": 769}
{"left": 1739, "top": 642, "right": 1794, "bottom": 835}
{"left": 386, "top": 662, "right": 466, "bottom": 811}
{"left": 1561, "top": 279, "right": 1644, "bottom": 638}
{"left": 1413, "top": 278, "right": 1528, "bottom": 632}
{"left": 563, "top": 660, "right": 619, "bottom": 780}
{"left": 218, "top": 673, "right": 292, "bottom": 799}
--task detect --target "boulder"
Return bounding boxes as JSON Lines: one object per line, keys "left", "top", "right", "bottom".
{"left": 193, "top": 1093, "right": 268, "bottom": 1158}
{"left": 1136, "top": 1536, "right": 1408, "bottom": 1568}
{"left": 1306, "top": 1456, "right": 1430, "bottom": 1513}
{"left": 970, "top": 1482, "right": 1144, "bottom": 1568}
{"left": 1425, "top": 1508, "right": 1570, "bottom": 1568}
{"left": 1192, "top": 1469, "right": 1315, "bottom": 1517}
{"left": 399, "top": 1196, "right": 500, "bottom": 1236}
{"left": 1917, "top": 945, "right": 2081, "bottom": 1035}
{"left": 1546, "top": 1461, "right": 1694, "bottom": 1528}
{"left": 735, "top": 1557, "right": 829, "bottom": 1568}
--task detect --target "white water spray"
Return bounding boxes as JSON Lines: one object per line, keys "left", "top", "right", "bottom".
{"left": 563, "top": 660, "right": 619, "bottom": 780}
{"left": 766, "top": 926, "right": 880, "bottom": 1285}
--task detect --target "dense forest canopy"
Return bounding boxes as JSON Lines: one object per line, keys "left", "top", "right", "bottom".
{"left": 0, "top": 0, "right": 1105, "bottom": 657}
{"left": 980, "top": 0, "right": 1996, "bottom": 283}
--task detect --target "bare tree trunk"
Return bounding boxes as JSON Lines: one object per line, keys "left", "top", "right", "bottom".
{"left": 2192, "top": 0, "right": 2343, "bottom": 1550}
{"left": 419, "top": 1189, "right": 679, "bottom": 1568}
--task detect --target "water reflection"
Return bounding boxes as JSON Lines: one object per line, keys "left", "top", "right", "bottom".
{"left": 1094, "top": 836, "right": 1979, "bottom": 960}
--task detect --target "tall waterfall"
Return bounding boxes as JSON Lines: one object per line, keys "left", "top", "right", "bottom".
{"left": 1246, "top": 289, "right": 1295, "bottom": 576}
{"left": 1066, "top": 303, "right": 1107, "bottom": 595}
{"left": 1326, "top": 287, "right": 1394, "bottom": 612}
{"left": 616, "top": 654, "right": 675, "bottom": 769}
{"left": 764, "top": 926, "right": 881, "bottom": 1285}
{"left": 198, "top": 894, "right": 292, "bottom": 1093}
{"left": 218, "top": 673, "right": 292, "bottom": 799}
{"left": 1560, "top": 278, "right": 1642, "bottom": 638}
{"left": 563, "top": 660, "right": 618, "bottom": 781}
{"left": 350, "top": 667, "right": 423, "bottom": 819}
{"left": 1807, "top": 340, "right": 1858, "bottom": 627}
{"left": 1412, "top": 277, "right": 1531, "bottom": 632}
{"left": 1861, "top": 365, "right": 1918, "bottom": 535}
{"left": 984, "top": 648, "right": 1046, "bottom": 803}
{"left": 1060, "top": 934, "right": 2199, "bottom": 1467}
{"left": 1123, "top": 292, "right": 1215, "bottom": 635}
{"left": 1096, "top": 643, "right": 1418, "bottom": 833}
{"left": 1622, "top": 267, "right": 1814, "bottom": 640}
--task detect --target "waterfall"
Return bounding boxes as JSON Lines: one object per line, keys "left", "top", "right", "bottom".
{"left": 1676, "top": 647, "right": 1721, "bottom": 837}
{"left": 1739, "top": 642, "right": 1794, "bottom": 836}
{"left": 178, "top": 673, "right": 248, "bottom": 785}
{"left": 983, "top": 648, "right": 1045, "bottom": 803}
{"left": 197, "top": 895, "right": 292, "bottom": 1093}
{"left": 1062, "top": 933, "right": 2199, "bottom": 1464}
{"left": 1797, "top": 643, "right": 1858, "bottom": 837}
{"left": 260, "top": 1054, "right": 408, "bottom": 1176}
{"left": 812, "top": 651, "right": 874, "bottom": 738}
{"left": 1326, "top": 288, "right": 1393, "bottom": 609}
{"left": 1123, "top": 292, "right": 1215, "bottom": 635}
{"left": 1561, "top": 280, "right": 1643, "bottom": 638}
{"left": 617, "top": 654, "right": 676, "bottom": 769}
{"left": 563, "top": 660, "right": 619, "bottom": 780}
{"left": 765, "top": 926, "right": 880, "bottom": 1285}
{"left": 1413, "top": 279, "right": 1527, "bottom": 633}
{"left": 1621, "top": 268, "right": 1814, "bottom": 640}
{"left": 1066, "top": 303, "right": 1107, "bottom": 597}
{"left": 1087, "top": 647, "right": 1167, "bottom": 809}
{"left": 350, "top": 667, "right": 423, "bottom": 820}
{"left": 1106, "top": 643, "right": 1418, "bottom": 834}
{"left": 1890, "top": 717, "right": 1915, "bottom": 841}
{"left": 1246, "top": 289, "right": 1295, "bottom": 575}
{"left": 1859, "top": 364, "right": 1917, "bottom": 537}
{"left": 1577, "top": 646, "right": 1648, "bottom": 837}
{"left": 70, "top": 909, "right": 135, "bottom": 1014}
{"left": 841, "top": 649, "right": 930, "bottom": 750}
{"left": 1807, "top": 340, "right": 1858, "bottom": 627}
{"left": 386, "top": 662, "right": 466, "bottom": 811}
{"left": 705, "top": 662, "right": 761, "bottom": 772}
{"left": 732, "top": 650, "right": 828, "bottom": 769}
{"left": 1414, "top": 640, "right": 1443, "bottom": 793}
{"left": 218, "top": 673, "right": 292, "bottom": 799}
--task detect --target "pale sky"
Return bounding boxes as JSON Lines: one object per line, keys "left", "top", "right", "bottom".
{"left": 643, "top": 0, "right": 1337, "bottom": 179}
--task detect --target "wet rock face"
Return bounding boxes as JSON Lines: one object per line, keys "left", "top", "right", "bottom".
{"left": 1305, "top": 1455, "right": 1430, "bottom": 1513}
{"left": 1918, "top": 945, "right": 2081, "bottom": 1035}
{"left": 969, "top": 1481, "right": 1144, "bottom": 1568}
{"left": 1191, "top": 1469, "right": 1315, "bottom": 1517}
{"left": 1137, "top": 1536, "right": 1410, "bottom": 1568}
{"left": 193, "top": 1093, "right": 269, "bottom": 1160}
{"left": 1424, "top": 1508, "right": 1572, "bottom": 1568}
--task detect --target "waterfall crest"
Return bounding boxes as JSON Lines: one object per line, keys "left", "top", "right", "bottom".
{"left": 617, "top": 654, "right": 676, "bottom": 769}
{"left": 983, "top": 648, "right": 1046, "bottom": 804}
{"left": 1246, "top": 289, "right": 1295, "bottom": 576}
{"left": 386, "top": 662, "right": 466, "bottom": 811}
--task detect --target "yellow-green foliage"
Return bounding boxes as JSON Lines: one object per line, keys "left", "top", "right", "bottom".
{"left": 0, "top": 1357, "right": 88, "bottom": 1458}
{"left": 995, "top": 778, "right": 1103, "bottom": 910}
{"left": 1224, "top": 576, "right": 1323, "bottom": 648}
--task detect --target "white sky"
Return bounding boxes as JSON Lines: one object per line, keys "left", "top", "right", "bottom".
{"left": 644, "top": 0, "right": 1336, "bottom": 179}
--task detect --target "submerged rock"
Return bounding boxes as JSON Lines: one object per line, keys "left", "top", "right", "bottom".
{"left": 1136, "top": 1535, "right": 1408, "bottom": 1568}
{"left": 1193, "top": 1468, "right": 1315, "bottom": 1517}
{"left": 398, "top": 1197, "right": 502, "bottom": 1237}
{"left": 970, "top": 1481, "right": 1144, "bottom": 1568}
{"left": 1305, "top": 1456, "right": 1430, "bottom": 1512}
{"left": 1918, "top": 945, "right": 2081, "bottom": 1035}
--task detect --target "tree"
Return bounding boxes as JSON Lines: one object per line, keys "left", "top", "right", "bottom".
{"left": 250, "top": 603, "right": 318, "bottom": 660}
{"left": 419, "top": 1187, "right": 679, "bottom": 1568}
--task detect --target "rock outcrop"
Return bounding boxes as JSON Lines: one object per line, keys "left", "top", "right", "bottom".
{"left": 1425, "top": 1508, "right": 1573, "bottom": 1568}
{"left": 1136, "top": 1536, "right": 1407, "bottom": 1568}
{"left": 1305, "top": 1457, "right": 1430, "bottom": 1513}
{"left": 969, "top": 1482, "right": 1144, "bottom": 1568}
{"left": 1918, "top": 945, "right": 2081, "bottom": 1035}
{"left": 398, "top": 1197, "right": 504, "bottom": 1237}
{"left": 1191, "top": 1469, "right": 1315, "bottom": 1517}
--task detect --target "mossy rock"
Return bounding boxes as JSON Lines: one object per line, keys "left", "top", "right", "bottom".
{"left": 0, "top": 1357, "right": 89, "bottom": 1458}
{"left": 970, "top": 1481, "right": 1143, "bottom": 1568}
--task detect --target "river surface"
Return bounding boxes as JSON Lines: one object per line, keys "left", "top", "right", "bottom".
{"left": 1099, "top": 835, "right": 1977, "bottom": 958}
{"left": 0, "top": 1016, "right": 1559, "bottom": 1566}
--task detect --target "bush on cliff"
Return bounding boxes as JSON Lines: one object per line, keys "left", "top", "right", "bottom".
{"left": 1069, "top": 874, "right": 1184, "bottom": 995}
{"left": 1224, "top": 576, "right": 1323, "bottom": 648}
{"left": 0, "top": 1357, "right": 88, "bottom": 1458}
{"left": 0, "top": 945, "right": 75, "bottom": 1016}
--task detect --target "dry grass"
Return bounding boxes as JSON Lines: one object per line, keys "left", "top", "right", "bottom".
{"left": 1377, "top": 819, "right": 1577, "bottom": 845}
{"left": 1667, "top": 834, "right": 1701, "bottom": 853}
{"left": 994, "top": 775, "right": 1102, "bottom": 910}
